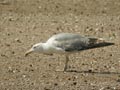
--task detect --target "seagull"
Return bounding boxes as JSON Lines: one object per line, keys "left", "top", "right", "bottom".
{"left": 25, "top": 33, "right": 104, "bottom": 71}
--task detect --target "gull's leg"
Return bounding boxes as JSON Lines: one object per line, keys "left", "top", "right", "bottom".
{"left": 64, "top": 55, "right": 69, "bottom": 71}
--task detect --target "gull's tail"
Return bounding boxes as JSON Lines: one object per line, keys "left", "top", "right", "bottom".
{"left": 85, "top": 37, "right": 114, "bottom": 50}
{"left": 88, "top": 37, "right": 105, "bottom": 47}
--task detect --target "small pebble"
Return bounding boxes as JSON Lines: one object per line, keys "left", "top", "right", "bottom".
{"left": 88, "top": 69, "right": 93, "bottom": 72}
{"left": 22, "top": 74, "right": 27, "bottom": 78}
{"left": 72, "top": 82, "right": 77, "bottom": 85}
{"left": 84, "top": 80, "right": 87, "bottom": 83}
{"left": 68, "top": 77, "right": 71, "bottom": 80}
{"left": 5, "top": 43, "right": 10, "bottom": 46}
{"left": 54, "top": 83, "right": 58, "bottom": 86}
{"left": 29, "top": 64, "right": 33, "bottom": 67}
{"left": 44, "top": 87, "right": 50, "bottom": 90}
{"left": 1, "top": 54, "right": 7, "bottom": 57}
{"left": 11, "top": 51, "right": 15, "bottom": 54}
{"left": 106, "top": 86, "right": 110, "bottom": 89}
{"left": 7, "top": 33, "right": 10, "bottom": 36}
{"left": 48, "top": 64, "right": 51, "bottom": 67}
{"left": 15, "top": 38, "right": 21, "bottom": 43}
{"left": 12, "top": 70, "right": 16, "bottom": 73}
{"left": 117, "top": 79, "right": 120, "bottom": 82}
{"left": 19, "top": 31, "right": 22, "bottom": 33}
{"left": 85, "top": 27, "right": 93, "bottom": 32}
{"left": 8, "top": 67, "right": 15, "bottom": 73}
{"left": 109, "top": 54, "right": 112, "bottom": 56}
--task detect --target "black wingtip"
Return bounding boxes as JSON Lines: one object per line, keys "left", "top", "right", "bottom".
{"left": 84, "top": 42, "right": 115, "bottom": 50}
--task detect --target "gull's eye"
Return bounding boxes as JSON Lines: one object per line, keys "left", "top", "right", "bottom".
{"left": 33, "top": 46, "right": 37, "bottom": 49}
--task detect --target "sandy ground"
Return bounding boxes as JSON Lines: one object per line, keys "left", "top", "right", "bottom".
{"left": 0, "top": 0, "right": 120, "bottom": 90}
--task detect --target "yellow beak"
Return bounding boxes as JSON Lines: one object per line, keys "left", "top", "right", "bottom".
{"left": 25, "top": 49, "right": 33, "bottom": 56}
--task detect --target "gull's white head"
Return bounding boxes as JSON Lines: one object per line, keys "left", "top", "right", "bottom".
{"left": 25, "top": 43, "right": 44, "bottom": 56}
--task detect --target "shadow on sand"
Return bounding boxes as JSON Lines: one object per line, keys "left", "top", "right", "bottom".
{"left": 66, "top": 70, "right": 120, "bottom": 75}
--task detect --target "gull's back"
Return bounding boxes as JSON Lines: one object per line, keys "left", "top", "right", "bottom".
{"left": 49, "top": 33, "right": 84, "bottom": 41}
{"left": 47, "top": 33, "right": 88, "bottom": 43}
{"left": 46, "top": 33, "right": 98, "bottom": 52}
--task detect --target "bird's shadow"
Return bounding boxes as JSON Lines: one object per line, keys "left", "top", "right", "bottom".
{"left": 66, "top": 42, "right": 120, "bottom": 75}
{"left": 65, "top": 70, "right": 120, "bottom": 75}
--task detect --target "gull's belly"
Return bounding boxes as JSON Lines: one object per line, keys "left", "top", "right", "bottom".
{"left": 44, "top": 47, "right": 65, "bottom": 54}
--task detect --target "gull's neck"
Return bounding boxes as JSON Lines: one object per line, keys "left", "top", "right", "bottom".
{"left": 41, "top": 42, "right": 49, "bottom": 50}
{"left": 41, "top": 42, "right": 53, "bottom": 54}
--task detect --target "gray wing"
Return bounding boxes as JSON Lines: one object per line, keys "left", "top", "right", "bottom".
{"left": 53, "top": 35, "right": 90, "bottom": 52}
{"left": 47, "top": 33, "right": 98, "bottom": 52}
